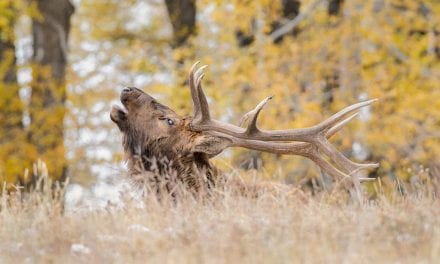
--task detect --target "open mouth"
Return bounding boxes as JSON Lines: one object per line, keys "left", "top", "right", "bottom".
{"left": 112, "top": 104, "right": 127, "bottom": 114}
{"left": 110, "top": 104, "right": 128, "bottom": 123}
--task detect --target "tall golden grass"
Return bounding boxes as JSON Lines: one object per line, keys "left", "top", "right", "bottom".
{"left": 1, "top": 164, "right": 439, "bottom": 263}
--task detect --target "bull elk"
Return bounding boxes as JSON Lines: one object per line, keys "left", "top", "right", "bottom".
{"left": 110, "top": 62, "right": 379, "bottom": 198}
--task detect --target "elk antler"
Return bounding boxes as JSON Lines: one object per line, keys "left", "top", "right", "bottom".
{"left": 188, "top": 62, "right": 379, "bottom": 194}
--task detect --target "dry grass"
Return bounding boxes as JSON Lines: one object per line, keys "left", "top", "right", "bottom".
{"left": 1, "top": 173, "right": 440, "bottom": 264}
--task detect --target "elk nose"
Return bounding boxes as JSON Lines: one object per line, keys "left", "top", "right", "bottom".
{"left": 122, "top": 87, "right": 132, "bottom": 93}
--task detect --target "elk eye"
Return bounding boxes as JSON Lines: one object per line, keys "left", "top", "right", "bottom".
{"left": 166, "top": 118, "right": 174, "bottom": 126}
{"left": 159, "top": 117, "right": 175, "bottom": 126}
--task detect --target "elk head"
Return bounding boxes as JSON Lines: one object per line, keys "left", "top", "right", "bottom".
{"left": 111, "top": 62, "right": 379, "bottom": 196}
{"left": 110, "top": 86, "right": 231, "bottom": 191}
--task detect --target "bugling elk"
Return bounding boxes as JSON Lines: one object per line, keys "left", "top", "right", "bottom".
{"left": 110, "top": 62, "right": 379, "bottom": 198}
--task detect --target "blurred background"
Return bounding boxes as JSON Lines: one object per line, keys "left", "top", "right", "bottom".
{"left": 0, "top": 0, "right": 439, "bottom": 198}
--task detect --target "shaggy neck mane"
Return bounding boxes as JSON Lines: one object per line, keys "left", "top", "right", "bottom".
{"left": 122, "top": 120, "right": 218, "bottom": 191}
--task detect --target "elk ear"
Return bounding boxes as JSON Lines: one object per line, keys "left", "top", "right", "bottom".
{"left": 192, "top": 135, "right": 232, "bottom": 156}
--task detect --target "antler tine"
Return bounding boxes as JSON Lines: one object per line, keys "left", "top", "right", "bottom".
{"left": 359, "top": 178, "right": 376, "bottom": 182}
{"left": 314, "top": 98, "right": 378, "bottom": 135}
{"left": 326, "top": 112, "right": 359, "bottom": 138}
{"left": 239, "top": 96, "right": 273, "bottom": 135}
{"left": 189, "top": 62, "right": 201, "bottom": 118}
{"left": 189, "top": 63, "right": 211, "bottom": 125}
{"left": 314, "top": 136, "right": 379, "bottom": 173}
{"left": 194, "top": 66, "right": 211, "bottom": 123}
{"left": 194, "top": 65, "right": 207, "bottom": 81}
{"left": 190, "top": 61, "right": 200, "bottom": 73}
{"left": 310, "top": 106, "right": 381, "bottom": 175}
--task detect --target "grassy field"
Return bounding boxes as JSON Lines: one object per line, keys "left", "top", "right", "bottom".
{"left": 1, "top": 175, "right": 439, "bottom": 264}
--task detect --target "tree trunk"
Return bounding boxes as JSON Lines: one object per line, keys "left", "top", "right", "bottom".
{"left": 29, "top": 0, "right": 74, "bottom": 181}
{"left": 236, "top": 1, "right": 301, "bottom": 47}
{"left": 0, "top": 2, "right": 28, "bottom": 185}
{"left": 163, "top": 0, "right": 197, "bottom": 116}
{"left": 164, "top": 0, "right": 196, "bottom": 48}
{"left": 322, "top": 0, "right": 345, "bottom": 109}
{"left": 328, "top": 0, "right": 344, "bottom": 16}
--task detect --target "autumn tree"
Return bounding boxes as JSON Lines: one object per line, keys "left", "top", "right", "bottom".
{"left": 164, "top": 0, "right": 196, "bottom": 48}
{"left": 29, "top": 0, "right": 75, "bottom": 182}
{"left": 328, "top": 0, "right": 343, "bottom": 16}
{"left": 0, "top": 1, "right": 27, "bottom": 184}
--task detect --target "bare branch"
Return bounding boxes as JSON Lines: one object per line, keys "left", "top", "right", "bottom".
{"left": 269, "top": 0, "right": 324, "bottom": 41}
